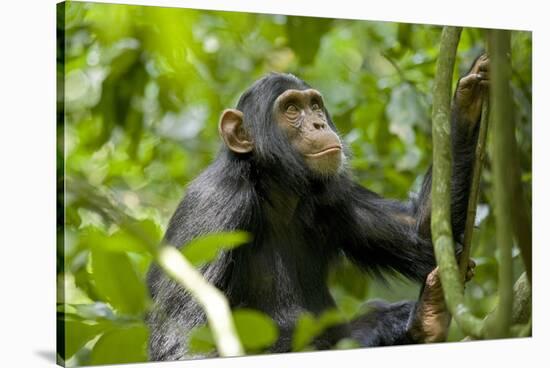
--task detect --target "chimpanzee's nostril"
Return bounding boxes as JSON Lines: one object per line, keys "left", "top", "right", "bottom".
{"left": 313, "top": 122, "right": 325, "bottom": 130}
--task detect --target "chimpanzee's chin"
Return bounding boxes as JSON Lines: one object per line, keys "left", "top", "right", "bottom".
{"left": 306, "top": 153, "right": 344, "bottom": 179}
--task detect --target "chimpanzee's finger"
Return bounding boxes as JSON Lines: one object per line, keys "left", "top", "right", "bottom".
{"left": 477, "top": 72, "right": 489, "bottom": 81}
{"left": 478, "top": 57, "right": 490, "bottom": 73}
{"left": 458, "top": 74, "right": 479, "bottom": 89}
{"left": 425, "top": 267, "right": 441, "bottom": 288}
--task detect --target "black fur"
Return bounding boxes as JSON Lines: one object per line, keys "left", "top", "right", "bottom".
{"left": 146, "top": 72, "right": 479, "bottom": 360}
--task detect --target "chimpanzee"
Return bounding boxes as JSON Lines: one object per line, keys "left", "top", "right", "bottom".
{"left": 146, "top": 54, "right": 489, "bottom": 360}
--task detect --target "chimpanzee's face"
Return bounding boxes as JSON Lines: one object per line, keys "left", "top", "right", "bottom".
{"left": 273, "top": 88, "right": 343, "bottom": 176}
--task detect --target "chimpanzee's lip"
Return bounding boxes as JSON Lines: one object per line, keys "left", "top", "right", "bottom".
{"left": 305, "top": 145, "right": 342, "bottom": 157}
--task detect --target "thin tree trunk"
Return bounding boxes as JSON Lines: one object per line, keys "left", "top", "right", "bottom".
{"left": 484, "top": 29, "right": 515, "bottom": 338}
{"left": 430, "top": 26, "right": 484, "bottom": 338}
{"left": 512, "top": 272, "right": 531, "bottom": 325}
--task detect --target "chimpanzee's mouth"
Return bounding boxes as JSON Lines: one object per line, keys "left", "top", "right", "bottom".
{"left": 305, "top": 145, "right": 342, "bottom": 158}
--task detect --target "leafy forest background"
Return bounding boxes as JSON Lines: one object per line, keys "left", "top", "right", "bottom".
{"left": 57, "top": 1, "right": 532, "bottom": 366}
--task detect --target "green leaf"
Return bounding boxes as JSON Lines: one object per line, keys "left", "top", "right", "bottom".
{"left": 90, "top": 325, "right": 148, "bottom": 365}
{"left": 188, "top": 325, "right": 216, "bottom": 355}
{"left": 291, "top": 313, "right": 316, "bottom": 351}
{"left": 63, "top": 320, "right": 107, "bottom": 360}
{"left": 233, "top": 309, "right": 278, "bottom": 351}
{"left": 137, "top": 219, "right": 163, "bottom": 243}
{"left": 292, "top": 309, "right": 346, "bottom": 351}
{"left": 286, "top": 17, "right": 332, "bottom": 64}
{"left": 90, "top": 248, "right": 148, "bottom": 315}
{"left": 329, "top": 258, "right": 369, "bottom": 300}
{"left": 334, "top": 337, "right": 361, "bottom": 350}
{"left": 328, "top": 287, "right": 362, "bottom": 320}
{"left": 317, "top": 309, "right": 347, "bottom": 333}
{"left": 63, "top": 302, "right": 117, "bottom": 322}
{"left": 82, "top": 228, "right": 141, "bottom": 254}
{"left": 181, "top": 231, "right": 251, "bottom": 267}
{"left": 188, "top": 309, "right": 278, "bottom": 355}
{"left": 81, "top": 219, "right": 161, "bottom": 255}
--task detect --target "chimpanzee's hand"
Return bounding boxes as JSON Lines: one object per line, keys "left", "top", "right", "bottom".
{"left": 454, "top": 54, "right": 490, "bottom": 130}
{"left": 408, "top": 259, "right": 476, "bottom": 343}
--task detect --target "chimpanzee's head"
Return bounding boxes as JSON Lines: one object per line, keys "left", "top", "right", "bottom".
{"left": 218, "top": 73, "right": 346, "bottom": 179}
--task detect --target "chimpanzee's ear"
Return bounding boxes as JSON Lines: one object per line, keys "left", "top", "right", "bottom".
{"left": 218, "top": 109, "right": 253, "bottom": 153}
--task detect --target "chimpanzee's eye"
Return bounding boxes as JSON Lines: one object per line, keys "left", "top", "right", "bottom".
{"left": 286, "top": 104, "right": 298, "bottom": 113}
{"left": 312, "top": 103, "right": 320, "bottom": 110}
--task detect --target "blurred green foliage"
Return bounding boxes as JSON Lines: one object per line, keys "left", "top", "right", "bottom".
{"left": 182, "top": 231, "right": 251, "bottom": 267}
{"left": 185, "top": 307, "right": 278, "bottom": 356}
{"left": 57, "top": 1, "right": 532, "bottom": 366}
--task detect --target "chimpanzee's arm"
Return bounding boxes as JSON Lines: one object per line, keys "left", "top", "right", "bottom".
{"left": 413, "top": 53, "right": 487, "bottom": 241}
{"left": 348, "top": 266, "right": 463, "bottom": 345}
{"left": 341, "top": 54, "right": 489, "bottom": 282}
{"left": 348, "top": 300, "right": 417, "bottom": 346}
